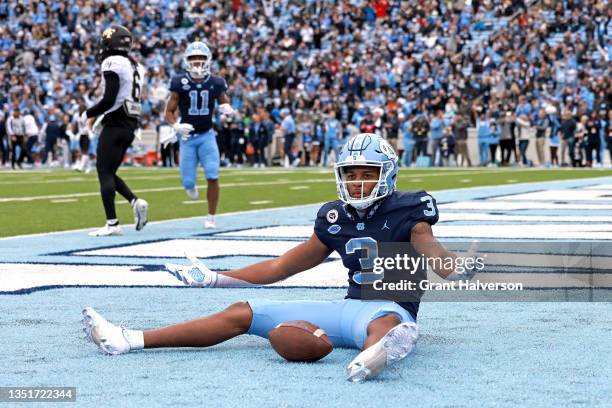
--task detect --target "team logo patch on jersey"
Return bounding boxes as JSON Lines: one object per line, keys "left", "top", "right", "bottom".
{"left": 181, "top": 78, "right": 189, "bottom": 85}
{"left": 356, "top": 222, "right": 365, "bottom": 231}
{"left": 328, "top": 225, "right": 341, "bottom": 235}
{"left": 326, "top": 209, "right": 338, "bottom": 223}
{"left": 182, "top": 85, "right": 191, "bottom": 90}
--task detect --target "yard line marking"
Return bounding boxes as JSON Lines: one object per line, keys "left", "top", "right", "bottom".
{"left": 50, "top": 199, "right": 77, "bottom": 203}
{"left": 182, "top": 200, "right": 207, "bottom": 205}
{"left": 250, "top": 200, "right": 273, "bottom": 205}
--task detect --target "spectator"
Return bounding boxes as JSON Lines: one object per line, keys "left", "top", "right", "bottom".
{"left": 249, "top": 113, "right": 270, "bottom": 168}
{"left": 400, "top": 113, "right": 414, "bottom": 168}
{"left": 585, "top": 112, "right": 602, "bottom": 167}
{"left": 499, "top": 110, "right": 515, "bottom": 166}
{"left": 534, "top": 109, "right": 550, "bottom": 167}
{"left": 413, "top": 115, "right": 430, "bottom": 159}
{"left": 516, "top": 115, "right": 532, "bottom": 167}
{"left": 452, "top": 113, "right": 471, "bottom": 167}
{"left": 429, "top": 110, "right": 444, "bottom": 167}
{"left": 6, "top": 108, "right": 26, "bottom": 169}
{"left": 440, "top": 126, "right": 456, "bottom": 167}
{"left": 280, "top": 108, "right": 296, "bottom": 168}
{"left": 0, "top": 113, "right": 8, "bottom": 168}
{"left": 476, "top": 112, "right": 492, "bottom": 166}
{"left": 23, "top": 109, "right": 39, "bottom": 165}
{"left": 489, "top": 122, "right": 500, "bottom": 166}
{"left": 559, "top": 110, "right": 577, "bottom": 166}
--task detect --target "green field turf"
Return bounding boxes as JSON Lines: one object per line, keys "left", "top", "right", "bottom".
{"left": 1, "top": 167, "right": 611, "bottom": 237}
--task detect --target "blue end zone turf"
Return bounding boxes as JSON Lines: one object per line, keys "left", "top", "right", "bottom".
{"left": 1, "top": 177, "right": 612, "bottom": 406}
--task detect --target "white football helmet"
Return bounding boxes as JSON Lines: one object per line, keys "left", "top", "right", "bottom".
{"left": 184, "top": 41, "right": 212, "bottom": 79}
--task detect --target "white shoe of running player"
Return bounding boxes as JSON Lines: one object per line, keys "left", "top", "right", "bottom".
{"left": 132, "top": 198, "right": 149, "bottom": 231}
{"left": 204, "top": 219, "right": 216, "bottom": 229}
{"left": 88, "top": 224, "right": 122, "bottom": 237}
{"left": 186, "top": 186, "right": 199, "bottom": 200}
{"left": 346, "top": 322, "right": 418, "bottom": 382}
{"left": 82, "top": 307, "right": 131, "bottom": 355}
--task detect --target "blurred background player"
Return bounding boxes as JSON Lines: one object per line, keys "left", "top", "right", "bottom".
{"left": 85, "top": 25, "right": 149, "bottom": 236}
{"left": 164, "top": 41, "right": 235, "bottom": 229}
{"left": 82, "top": 133, "right": 477, "bottom": 382}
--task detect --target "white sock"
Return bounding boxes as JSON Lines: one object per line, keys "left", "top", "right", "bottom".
{"left": 130, "top": 198, "right": 137, "bottom": 207}
{"left": 106, "top": 219, "right": 119, "bottom": 227}
{"left": 124, "top": 329, "right": 144, "bottom": 350}
{"left": 207, "top": 214, "right": 215, "bottom": 222}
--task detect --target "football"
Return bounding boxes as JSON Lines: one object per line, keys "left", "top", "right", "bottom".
{"left": 268, "top": 320, "right": 333, "bottom": 362}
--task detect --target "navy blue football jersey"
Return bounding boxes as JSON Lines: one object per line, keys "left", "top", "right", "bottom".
{"left": 314, "top": 190, "right": 439, "bottom": 319}
{"left": 169, "top": 73, "right": 228, "bottom": 133}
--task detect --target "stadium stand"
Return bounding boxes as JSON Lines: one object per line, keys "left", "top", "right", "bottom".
{"left": 0, "top": 0, "right": 610, "bottom": 169}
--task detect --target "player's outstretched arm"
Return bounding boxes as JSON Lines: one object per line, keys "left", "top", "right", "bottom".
{"left": 410, "top": 222, "right": 478, "bottom": 280}
{"left": 167, "top": 234, "right": 333, "bottom": 287}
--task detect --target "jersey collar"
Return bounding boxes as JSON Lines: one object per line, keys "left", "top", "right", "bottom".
{"left": 186, "top": 72, "right": 211, "bottom": 84}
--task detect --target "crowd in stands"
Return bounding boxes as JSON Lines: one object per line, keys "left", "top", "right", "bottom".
{"left": 0, "top": 0, "right": 610, "bottom": 170}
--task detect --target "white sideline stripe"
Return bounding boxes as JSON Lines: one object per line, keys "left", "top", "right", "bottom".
{"left": 51, "top": 199, "right": 78, "bottom": 203}
{"left": 494, "top": 189, "right": 612, "bottom": 202}
{"left": 432, "top": 224, "right": 612, "bottom": 240}
{"left": 584, "top": 184, "right": 612, "bottom": 190}
{"left": 0, "top": 262, "right": 348, "bottom": 292}
{"left": 441, "top": 201, "right": 612, "bottom": 211}
{"left": 74, "top": 239, "right": 340, "bottom": 258}
{"left": 439, "top": 213, "right": 612, "bottom": 223}
{"left": 250, "top": 200, "right": 273, "bottom": 205}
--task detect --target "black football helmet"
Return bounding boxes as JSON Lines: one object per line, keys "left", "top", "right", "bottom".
{"left": 97, "top": 25, "right": 133, "bottom": 63}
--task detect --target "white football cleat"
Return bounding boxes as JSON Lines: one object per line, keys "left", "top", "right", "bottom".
{"left": 82, "top": 307, "right": 131, "bottom": 355}
{"left": 186, "top": 186, "right": 199, "bottom": 200}
{"left": 204, "top": 219, "right": 216, "bottom": 229}
{"left": 132, "top": 198, "right": 149, "bottom": 231}
{"left": 346, "top": 322, "right": 418, "bottom": 382}
{"left": 88, "top": 224, "right": 122, "bottom": 237}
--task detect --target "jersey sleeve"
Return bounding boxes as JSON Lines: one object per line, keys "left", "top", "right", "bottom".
{"left": 313, "top": 203, "right": 335, "bottom": 250}
{"left": 218, "top": 76, "right": 228, "bottom": 94}
{"left": 101, "top": 55, "right": 127, "bottom": 75}
{"left": 169, "top": 75, "right": 182, "bottom": 93}
{"left": 405, "top": 190, "right": 439, "bottom": 232}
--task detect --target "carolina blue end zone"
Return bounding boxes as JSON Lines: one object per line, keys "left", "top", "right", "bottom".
{"left": 1, "top": 177, "right": 611, "bottom": 407}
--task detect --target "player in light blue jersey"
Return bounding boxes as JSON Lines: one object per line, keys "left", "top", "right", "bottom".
{"left": 164, "top": 42, "right": 236, "bottom": 228}
{"left": 82, "top": 133, "right": 477, "bottom": 382}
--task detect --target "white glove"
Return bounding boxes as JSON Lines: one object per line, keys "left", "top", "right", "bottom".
{"left": 165, "top": 252, "right": 218, "bottom": 287}
{"left": 218, "top": 103, "right": 235, "bottom": 116}
{"left": 446, "top": 240, "right": 481, "bottom": 281}
{"left": 159, "top": 131, "right": 177, "bottom": 148}
{"left": 173, "top": 122, "right": 194, "bottom": 138}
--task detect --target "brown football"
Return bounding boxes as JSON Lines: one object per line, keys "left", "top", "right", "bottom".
{"left": 268, "top": 320, "right": 333, "bottom": 362}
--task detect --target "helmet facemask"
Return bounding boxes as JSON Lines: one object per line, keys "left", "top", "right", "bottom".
{"left": 334, "top": 162, "right": 394, "bottom": 210}
{"left": 186, "top": 54, "right": 211, "bottom": 79}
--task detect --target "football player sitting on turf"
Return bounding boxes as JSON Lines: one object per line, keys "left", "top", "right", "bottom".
{"left": 82, "top": 133, "right": 475, "bottom": 382}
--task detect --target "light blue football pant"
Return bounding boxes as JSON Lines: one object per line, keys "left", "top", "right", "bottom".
{"left": 246, "top": 299, "right": 415, "bottom": 349}
{"left": 179, "top": 129, "right": 220, "bottom": 188}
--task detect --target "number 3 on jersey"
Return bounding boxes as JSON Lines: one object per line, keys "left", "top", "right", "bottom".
{"left": 188, "top": 90, "right": 209, "bottom": 116}
{"left": 346, "top": 237, "right": 383, "bottom": 285}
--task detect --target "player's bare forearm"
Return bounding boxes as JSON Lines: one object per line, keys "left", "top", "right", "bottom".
{"left": 217, "top": 93, "right": 230, "bottom": 105}
{"left": 410, "top": 222, "right": 457, "bottom": 278}
{"left": 164, "top": 92, "right": 180, "bottom": 125}
{"left": 220, "top": 234, "right": 332, "bottom": 284}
